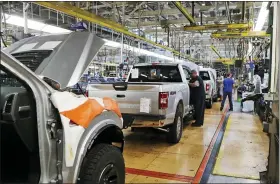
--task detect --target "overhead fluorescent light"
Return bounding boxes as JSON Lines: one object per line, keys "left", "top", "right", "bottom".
{"left": 2, "top": 13, "right": 71, "bottom": 34}
{"left": 2, "top": 13, "right": 182, "bottom": 62}
{"left": 254, "top": 2, "right": 269, "bottom": 31}
{"left": 104, "top": 40, "right": 174, "bottom": 61}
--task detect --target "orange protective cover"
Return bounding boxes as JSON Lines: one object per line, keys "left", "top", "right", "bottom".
{"left": 61, "top": 98, "right": 122, "bottom": 128}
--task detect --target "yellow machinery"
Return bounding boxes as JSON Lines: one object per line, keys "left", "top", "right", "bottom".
{"left": 172, "top": 2, "right": 195, "bottom": 24}
{"left": 211, "top": 31, "right": 270, "bottom": 39}
{"left": 36, "top": 2, "right": 198, "bottom": 62}
{"left": 184, "top": 23, "right": 252, "bottom": 31}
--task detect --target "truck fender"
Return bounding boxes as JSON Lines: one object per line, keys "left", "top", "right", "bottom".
{"left": 64, "top": 111, "right": 124, "bottom": 183}
{"left": 173, "top": 91, "right": 184, "bottom": 115}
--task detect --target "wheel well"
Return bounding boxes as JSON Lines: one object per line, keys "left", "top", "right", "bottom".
{"left": 177, "top": 100, "right": 184, "bottom": 113}
{"left": 178, "top": 100, "right": 183, "bottom": 108}
{"left": 91, "top": 125, "right": 124, "bottom": 152}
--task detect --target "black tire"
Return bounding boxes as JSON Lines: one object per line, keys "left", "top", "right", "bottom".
{"left": 78, "top": 143, "right": 125, "bottom": 184}
{"left": 167, "top": 104, "right": 183, "bottom": 144}
{"left": 206, "top": 98, "right": 213, "bottom": 109}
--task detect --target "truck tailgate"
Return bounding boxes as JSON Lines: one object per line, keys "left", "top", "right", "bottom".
{"left": 88, "top": 83, "right": 161, "bottom": 115}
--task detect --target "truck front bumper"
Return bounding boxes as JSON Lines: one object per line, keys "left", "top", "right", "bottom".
{"left": 122, "top": 114, "right": 168, "bottom": 128}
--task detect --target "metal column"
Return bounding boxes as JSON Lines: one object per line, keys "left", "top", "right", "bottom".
{"left": 120, "top": 3, "right": 125, "bottom": 64}
{"left": 23, "top": 2, "right": 29, "bottom": 34}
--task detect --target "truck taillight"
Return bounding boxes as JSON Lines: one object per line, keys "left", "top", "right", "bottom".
{"left": 85, "top": 90, "right": 88, "bottom": 97}
{"left": 206, "top": 83, "right": 210, "bottom": 91}
{"left": 159, "top": 92, "right": 169, "bottom": 109}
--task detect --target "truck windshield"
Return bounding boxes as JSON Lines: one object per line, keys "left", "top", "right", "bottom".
{"left": 199, "top": 71, "right": 210, "bottom": 80}
{"left": 128, "top": 65, "right": 182, "bottom": 82}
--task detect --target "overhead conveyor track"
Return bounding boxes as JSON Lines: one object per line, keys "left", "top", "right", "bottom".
{"left": 184, "top": 23, "right": 252, "bottom": 31}
{"left": 211, "top": 31, "right": 270, "bottom": 39}
{"left": 35, "top": 2, "right": 198, "bottom": 62}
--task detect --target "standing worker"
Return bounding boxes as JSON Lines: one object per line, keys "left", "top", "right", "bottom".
{"left": 220, "top": 73, "right": 234, "bottom": 111}
{"left": 258, "top": 66, "right": 265, "bottom": 84}
{"left": 189, "top": 70, "right": 206, "bottom": 127}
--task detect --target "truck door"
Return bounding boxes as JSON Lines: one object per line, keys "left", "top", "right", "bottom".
{"left": 182, "top": 67, "right": 191, "bottom": 113}
{"left": 209, "top": 71, "right": 216, "bottom": 96}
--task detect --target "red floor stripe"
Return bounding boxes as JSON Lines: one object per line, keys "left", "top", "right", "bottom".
{"left": 192, "top": 105, "right": 229, "bottom": 184}
{"left": 126, "top": 167, "right": 194, "bottom": 182}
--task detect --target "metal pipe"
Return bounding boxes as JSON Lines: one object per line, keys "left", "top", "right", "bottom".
{"left": 200, "top": 11, "right": 203, "bottom": 25}
{"left": 95, "top": 1, "right": 97, "bottom": 33}
{"left": 225, "top": 2, "right": 231, "bottom": 23}
{"left": 242, "top": 2, "right": 246, "bottom": 22}
{"left": 167, "top": 27, "right": 170, "bottom": 47}
{"left": 39, "top": 5, "right": 41, "bottom": 17}
{"left": 270, "top": 3, "right": 278, "bottom": 93}
{"left": 120, "top": 2, "right": 125, "bottom": 64}
{"left": 156, "top": 2, "right": 160, "bottom": 44}
{"left": 192, "top": 2, "right": 195, "bottom": 17}
{"left": 178, "top": 35, "right": 181, "bottom": 58}
{"left": 57, "top": 11, "right": 58, "bottom": 26}
{"left": 23, "top": 2, "right": 28, "bottom": 34}
{"left": 31, "top": 3, "right": 33, "bottom": 19}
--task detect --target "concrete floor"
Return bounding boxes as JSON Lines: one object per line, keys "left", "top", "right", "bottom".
{"left": 122, "top": 101, "right": 269, "bottom": 183}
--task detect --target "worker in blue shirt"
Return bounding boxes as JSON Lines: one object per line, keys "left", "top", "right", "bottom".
{"left": 220, "top": 73, "right": 234, "bottom": 111}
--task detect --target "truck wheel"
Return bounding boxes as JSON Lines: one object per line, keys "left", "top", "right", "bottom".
{"left": 206, "top": 98, "right": 213, "bottom": 109}
{"left": 167, "top": 104, "right": 183, "bottom": 144}
{"left": 78, "top": 143, "right": 125, "bottom": 184}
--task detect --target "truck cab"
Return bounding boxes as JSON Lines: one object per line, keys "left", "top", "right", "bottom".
{"left": 88, "top": 62, "right": 198, "bottom": 143}
{"left": 199, "top": 68, "right": 218, "bottom": 108}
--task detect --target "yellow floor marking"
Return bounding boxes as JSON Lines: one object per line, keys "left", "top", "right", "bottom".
{"left": 212, "top": 113, "right": 269, "bottom": 180}
{"left": 129, "top": 175, "right": 188, "bottom": 183}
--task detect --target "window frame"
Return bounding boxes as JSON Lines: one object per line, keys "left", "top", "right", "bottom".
{"left": 182, "top": 66, "right": 191, "bottom": 80}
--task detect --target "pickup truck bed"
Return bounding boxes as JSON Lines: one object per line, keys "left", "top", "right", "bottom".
{"left": 88, "top": 82, "right": 182, "bottom": 127}
{"left": 87, "top": 63, "right": 196, "bottom": 143}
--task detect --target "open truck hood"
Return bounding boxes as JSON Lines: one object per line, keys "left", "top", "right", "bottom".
{"left": 4, "top": 32, "right": 105, "bottom": 88}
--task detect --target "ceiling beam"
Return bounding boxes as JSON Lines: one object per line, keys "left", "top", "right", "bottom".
{"left": 172, "top": 1, "right": 195, "bottom": 24}
{"left": 100, "top": 2, "right": 260, "bottom": 18}
{"left": 127, "top": 14, "right": 247, "bottom": 27}
{"left": 35, "top": 1, "right": 197, "bottom": 61}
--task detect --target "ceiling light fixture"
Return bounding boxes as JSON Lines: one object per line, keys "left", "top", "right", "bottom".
{"left": 104, "top": 40, "right": 174, "bottom": 61}
{"left": 254, "top": 2, "right": 269, "bottom": 31}
{"left": 2, "top": 13, "right": 183, "bottom": 62}
{"left": 2, "top": 13, "right": 72, "bottom": 34}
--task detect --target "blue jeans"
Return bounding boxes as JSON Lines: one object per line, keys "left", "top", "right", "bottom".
{"left": 221, "top": 91, "right": 233, "bottom": 110}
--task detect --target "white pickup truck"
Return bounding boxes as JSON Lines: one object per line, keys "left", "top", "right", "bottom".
{"left": 199, "top": 68, "right": 218, "bottom": 108}
{"left": 88, "top": 62, "right": 198, "bottom": 143}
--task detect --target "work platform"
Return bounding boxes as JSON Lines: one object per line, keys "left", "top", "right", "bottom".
{"left": 123, "top": 103, "right": 269, "bottom": 183}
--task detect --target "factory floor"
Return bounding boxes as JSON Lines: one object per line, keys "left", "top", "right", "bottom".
{"left": 123, "top": 102, "right": 269, "bottom": 183}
